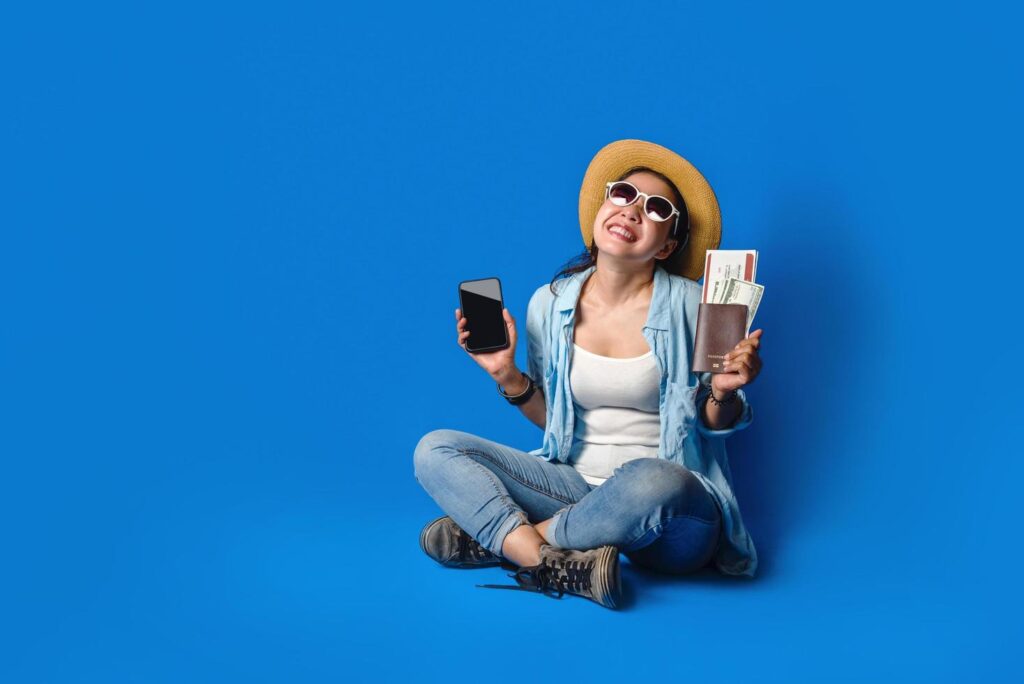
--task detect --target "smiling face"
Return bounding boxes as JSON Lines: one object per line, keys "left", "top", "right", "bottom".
{"left": 591, "top": 171, "right": 680, "bottom": 268}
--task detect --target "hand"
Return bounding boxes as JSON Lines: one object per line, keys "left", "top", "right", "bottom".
{"left": 455, "top": 307, "right": 520, "bottom": 384}
{"left": 712, "top": 328, "right": 763, "bottom": 395}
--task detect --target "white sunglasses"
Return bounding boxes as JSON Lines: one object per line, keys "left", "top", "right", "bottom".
{"left": 605, "top": 180, "right": 682, "bottom": 237}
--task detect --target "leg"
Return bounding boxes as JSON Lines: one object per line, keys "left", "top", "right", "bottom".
{"left": 501, "top": 516, "right": 560, "bottom": 567}
{"left": 533, "top": 518, "right": 556, "bottom": 543}
{"left": 500, "top": 525, "right": 548, "bottom": 567}
{"left": 546, "top": 457, "right": 722, "bottom": 575}
{"left": 413, "top": 429, "right": 592, "bottom": 566}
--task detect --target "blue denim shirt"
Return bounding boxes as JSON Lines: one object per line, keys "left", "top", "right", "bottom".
{"left": 524, "top": 264, "right": 757, "bottom": 577}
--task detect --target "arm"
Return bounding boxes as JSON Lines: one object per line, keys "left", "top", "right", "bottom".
{"left": 701, "top": 383, "right": 745, "bottom": 430}
{"left": 495, "top": 286, "right": 551, "bottom": 430}
{"left": 455, "top": 287, "right": 548, "bottom": 430}
{"left": 698, "top": 382, "right": 753, "bottom": 436}
{"left": 697, "top": 328, "right": 762, "bottom": 437}
{"left": 494, "top": 367, "right": 546, "bottom": 430}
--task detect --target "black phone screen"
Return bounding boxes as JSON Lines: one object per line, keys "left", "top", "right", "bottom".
{"left": 458, "top": 278, "right": 508, "bottom": 352}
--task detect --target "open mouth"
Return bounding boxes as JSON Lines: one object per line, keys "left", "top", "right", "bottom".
{"left": 607, "top": 223, "right": 638, "bottom": 242}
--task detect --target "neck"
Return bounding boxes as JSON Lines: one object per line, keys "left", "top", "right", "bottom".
{"left": 584, "top": 259, "right": 655, "bottom": 308}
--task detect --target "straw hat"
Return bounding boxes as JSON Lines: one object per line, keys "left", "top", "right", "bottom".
{"left": 578, "top": 139, "right": 722, "bottom": 281}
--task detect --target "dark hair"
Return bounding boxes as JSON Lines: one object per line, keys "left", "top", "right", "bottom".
{"left": 548, "top": 166, "right": 689, "bottom": 295}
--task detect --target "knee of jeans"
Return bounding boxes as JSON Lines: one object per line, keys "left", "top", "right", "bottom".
{"left": 622, "top": 459, "right": 713, "bottom": 519}
{"left": 413, "top": 428, "right": 465, "bottom": 479}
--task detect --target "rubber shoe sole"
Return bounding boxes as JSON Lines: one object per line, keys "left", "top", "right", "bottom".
{"left": 590, "top": 545, "right": 622, "bottom": 609}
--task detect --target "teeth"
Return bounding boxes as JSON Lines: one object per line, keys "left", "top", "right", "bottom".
{"left": 609, "top": 225, "right": 636, "bottom": 241}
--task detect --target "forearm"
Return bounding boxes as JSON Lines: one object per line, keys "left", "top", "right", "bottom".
{"left": 701, "top": 386, "right": 742, "bottom": 430}
{"left": 495, "top": 366, "right": 547, "bottom": 430}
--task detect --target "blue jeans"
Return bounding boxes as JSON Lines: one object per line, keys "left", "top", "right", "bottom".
{"left": 413, "top": 429, "right": 721, "bottom": 574}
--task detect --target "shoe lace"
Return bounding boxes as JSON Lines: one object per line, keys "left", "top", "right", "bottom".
{"left": 457, "top": 530, "right": 496, "bottom": 563}
{"left": 475, "top": 557, "right": 593, "bottom": 599}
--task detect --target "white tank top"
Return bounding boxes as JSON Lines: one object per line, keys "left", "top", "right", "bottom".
{"left": 568, "top": 342, "right": 662, "bottom": 486}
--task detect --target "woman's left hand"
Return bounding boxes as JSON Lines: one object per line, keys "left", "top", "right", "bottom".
{"left": 712, "top": 329, "right": 763, "bottom": 394}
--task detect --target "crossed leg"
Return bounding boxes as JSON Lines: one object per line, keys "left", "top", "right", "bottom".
{"left": 414, "top": 429, "right": 721, "bottom": 573}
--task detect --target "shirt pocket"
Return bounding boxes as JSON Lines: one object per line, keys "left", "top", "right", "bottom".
{"left": 542, "top": 363, "right": 556, "bottom": 398}
{"left": 668, "top": 380, "right": 700, "bottom": 440}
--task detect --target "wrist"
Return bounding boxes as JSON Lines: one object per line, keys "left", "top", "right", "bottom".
{"left": 494, "top": 366, "right": 527, "bottom": 393}
{"left": 706, "top": 380, "right": 739, "bottom": 406}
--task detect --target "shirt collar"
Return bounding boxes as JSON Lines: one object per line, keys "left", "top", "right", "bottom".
{"left": 554, "top": 264, "right": 671, "bottom": 331}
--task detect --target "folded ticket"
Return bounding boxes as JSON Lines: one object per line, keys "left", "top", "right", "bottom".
{"left": 702, "top": 250, "right": 758, "bottom": 304}
{"left": 716, "top": 277, "right": 764, "bottom": 334}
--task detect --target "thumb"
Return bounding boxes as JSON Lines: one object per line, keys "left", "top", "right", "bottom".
{"left": 504, "top": 308, "right": 517, "bottom": 343}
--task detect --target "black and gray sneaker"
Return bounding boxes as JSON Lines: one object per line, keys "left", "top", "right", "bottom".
{"left": 476, "top": 543, "right": 621, "bottom": 609}
{"left": 419, "top": 515, "right": 508, "bottom": 569}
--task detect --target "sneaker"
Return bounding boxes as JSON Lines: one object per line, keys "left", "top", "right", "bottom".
{"left": 476, "top": 543, "right": 621, "bottom": 609}
{"left": 419, "top": 515, "right": 507, "bottom": 569}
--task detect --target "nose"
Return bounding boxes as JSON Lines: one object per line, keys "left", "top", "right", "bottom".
{"left": 619, "top": 196, "right": 644, "bottom": 222}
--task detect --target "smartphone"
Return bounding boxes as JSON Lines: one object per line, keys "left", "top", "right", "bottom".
{"left": 457, "top": 277, "right": 510, "bottom": 353}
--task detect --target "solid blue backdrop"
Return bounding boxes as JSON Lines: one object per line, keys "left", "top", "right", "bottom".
{"left": 3, "top": 1, "right": 1022, "bottom": 681}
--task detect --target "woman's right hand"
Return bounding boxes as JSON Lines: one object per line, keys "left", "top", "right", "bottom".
{"left": 455, "top": 307, "right": 520, "bottom": 383}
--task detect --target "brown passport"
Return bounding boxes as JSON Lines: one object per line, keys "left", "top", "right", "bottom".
{"left": 692, "top": 303, "right": 748, "bottom": 373}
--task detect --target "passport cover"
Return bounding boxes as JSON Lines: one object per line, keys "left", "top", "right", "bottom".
{"left": 692, "top": 303, "right": 748, "bottom": 373}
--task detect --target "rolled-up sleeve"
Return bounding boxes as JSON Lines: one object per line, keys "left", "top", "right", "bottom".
{"left": 695, "top": 372, "right": 753, "bottom": 438}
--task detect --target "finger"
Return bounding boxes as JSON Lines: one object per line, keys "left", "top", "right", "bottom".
{"left": 723, "top": 357, "right": 752, "bottom": 374}
{"left": 455, "top": 307, "right": 461, "bottom": 320}
{"left": 724, "top": 352, "right": 749, "bottom": 368}
{"left": 724, "top": 356, "right": 751, "bottom": 379}
{"left": 742, "top": 356, "right": 760, "bottom": 382}
{"left": 457, "top": 316, "right": 467, "bottom": 333}
{"left": 504, "top": 308, "right": 517, "bottom": 345}
{"left": 725, "top": 346, "right": 751, "bottom": 362}
{"left": 737, "top": 333, "right": 762, "bottom": 351}
{"left": 728, "top": 331, "right": 762, "bottom": 357}
{"left": 733, "top": 354, "right": 761, "bottom": 380}
{"left": 733, "top": 351, "right": 755, "bottom": 366}
{"left": 727, "top": 338, "right": 761, "bottom": 360}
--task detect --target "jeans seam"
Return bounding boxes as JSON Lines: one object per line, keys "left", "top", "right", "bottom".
{"left": 623, "top": 512, "right": 719, "bottom": 550}
{"left": 462, "top": 456, "right": 527, "bottom": 547}
{"left": 457, "top": 447, "right": 580, "bottom": 505}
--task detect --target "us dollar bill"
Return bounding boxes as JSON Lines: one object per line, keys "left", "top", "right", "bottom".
{"left": 718, "top": 277, "right": 764, "bottom": 330}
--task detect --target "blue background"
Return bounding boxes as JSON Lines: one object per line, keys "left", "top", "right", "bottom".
{"left": 3, "top": 1, "right": 1022, "bottom": 681}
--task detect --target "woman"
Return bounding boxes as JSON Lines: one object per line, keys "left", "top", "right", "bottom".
{"left": 413, "top": 139, "right": 762, "bottom": 609}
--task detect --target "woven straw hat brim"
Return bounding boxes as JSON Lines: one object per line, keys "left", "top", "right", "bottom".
{"left": 578, "top": 139, "right": 722, "bottom": 281}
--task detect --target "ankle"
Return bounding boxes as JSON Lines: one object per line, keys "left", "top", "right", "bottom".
{"left": 501, "top": 524, "right": 544, "bottom": 567}
{"left": 534, "top": 518, "right": 555, "bottom": 544}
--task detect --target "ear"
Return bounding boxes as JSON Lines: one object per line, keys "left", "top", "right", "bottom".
{"left": 656, "top": 237, "right": 679, "bottom": 260}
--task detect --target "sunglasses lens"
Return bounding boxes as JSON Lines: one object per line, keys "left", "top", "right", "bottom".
{"left": 608, "top": 182, "right": 637, "bottom": 205}
{"left": 645, "top": 196, "right": 674, "bottom": 222}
